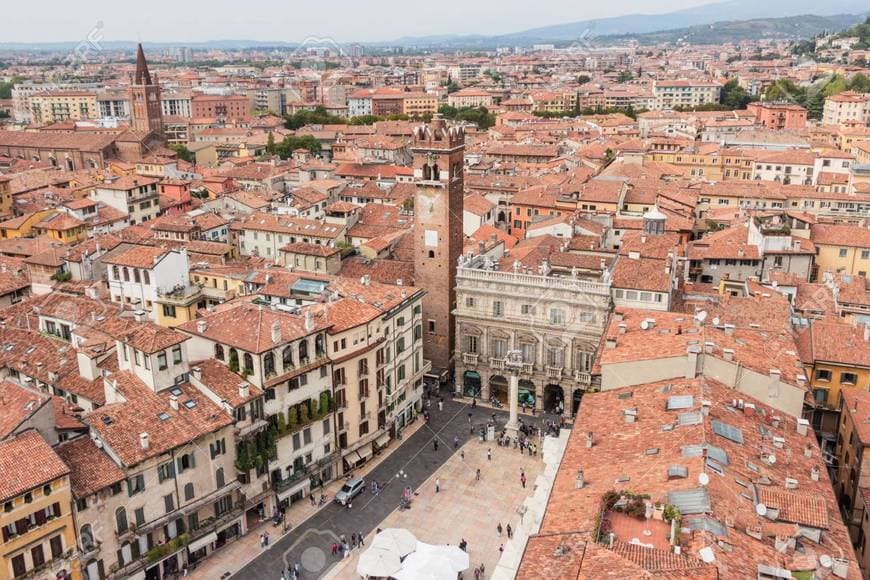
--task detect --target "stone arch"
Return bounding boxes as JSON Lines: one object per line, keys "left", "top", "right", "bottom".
{"left": 489, "top": 374, "right": 509, "bottom": 404}
{"left": 544, "top": 384, "right": 565, "bottom": 413}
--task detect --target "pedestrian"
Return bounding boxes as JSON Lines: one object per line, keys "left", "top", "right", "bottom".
{"left": 472, "top": 398, "right": 477, "bottom": 408}
{"left": 280, "top": 574, "right": 286, "bottom": 580}
{"left": 499, "top": 544, "right": 504, "bottom": 556}
{"left": 259, "top": 533, "right": 265, "bottom": 548}
{"left": 474, "top": 567, "right": 480, "bottom": 580}
{"left": 438, "top": 399, "right": 443, "bottom": 411}
{"left": 521, "top": 467, "right": 525, "bottom": 477}
{"left": 476, "top": 468, "right": 481, "bottom": 481}
{"left": 480, "top": 563, "right": 485, "bottom": 576}
{"left": 460, "top": 449, "right": 465, "bottom": 460}
{"left": 435, "top": 478, "right": 440, "bottom": 493}
{"left": 497, "top": 522, "right": 503, "bottom": 536}
{"left": 351, "top": 532, "right": 357, "bottom": 548}
{"left": 468, "top": 412, "right": 472, "bottom": 424}
{"left": 358, "top": 532, "right": 365, "bottom": 546}
{"left": 507, "top": 523, "right": 513, "bottom": 539}
{"left": 331, "top": 542, "right": 338, "bottom": 556}
{"left": 343, "top": 545, "right": 349, "bottom": 559}
{"left": 294, "top": 562, "right": 300, "bottom": 577}
{"left": 434, "top": 439, "right": 439, "bottom": 451}
{"left": 487, "top": 448, "right": 492, "bottom": 461}
{"left": 454, "top": 435, "right": 459, "bottom": 449}
{"left": 460, "top": 538, "right": 467, "bottom": 551}
{"left": 521, "top": 473, "right": 526, "bottom": 489}
{"left": 347, "top": 502, "right": 352, "bottom": 510}
{"left": 264, "top": 531, "right": 270, "bottom": 546}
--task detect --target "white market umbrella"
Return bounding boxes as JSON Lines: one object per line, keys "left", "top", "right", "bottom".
{"left": 414, "top": 541, "right": 469, "bottom": 573}
{"left": 357, "top": 546, "right": 402, "bottom": 578}
{"left": 393, "top": 553, "right": 457, "bottom": 580}
{"left": 371, "top": 528, "right": 417, "bottom": 558}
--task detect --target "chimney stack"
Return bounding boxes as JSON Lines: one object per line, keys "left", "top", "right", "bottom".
{"left": 191, "top": 366, "right": 202, "bottom": 381}
{"left": 139, "top": 432, "right": 150, "bottom": 450}
{"left": 239, "top": 383, "right": 250, "bottom": 399}
{"left": 271, "top": 321, "right": 282, "bottom": 344}
{"left": 196, "top": 320, "right": 207, "bottom": 333}
{"left": 586, "top": 432, "right": 593, "bottom": 448}
{"left": 169, "top": 395, "right": 179, "bottom": 411}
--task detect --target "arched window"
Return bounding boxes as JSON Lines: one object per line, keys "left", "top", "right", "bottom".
{"left": 214, "top": 344, "right": 224, "bottom": 361}
{"left": 422, "top": 164, "right": 431, "bottom": 180}
{"left": 264, "top": 352, "right": 275, "bottom": 377}
{"left": 184, "top": 482, "right": 195, "bottom": 501}
{"left": 215, "top": 467, "right": 225, "bottom": 488}
{"left": 112, "top": 265, "right": 120, "bottom": 280}
{"left": 431, "top": 163, "right": 440, "bottom": 180}
{"left": 282, "top": 346, "right": 294, "bottom": 370}
{"left": 122, "top": 267, "right": 130, "bottom": 282}
{"left": 115, "top": 507, "right": 128, "bottom": 533}
{"left": 243, "top": 353, "right": 254, "bottom": 375}
{"left": 315, "top": 334, "right": 325, "bottom": 357}
{"left": 299, "top": 340, "right": 309, "bottom": 363}
{"left": 80, "top": 523, "right": 95, "bottom": 551}
{"left": 228, "top": 349, "right": 239, "bottom": 372}
{"left": 65, "top": 158, "right": 74, "bottom": 171}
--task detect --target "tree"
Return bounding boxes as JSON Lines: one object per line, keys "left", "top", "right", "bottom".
{"left": 170, "top": 144, "right": 194, "bottom": 163}
{"left": 577, "top": 75, "right": 591, "bottom": 85}
{"left": 265, "top": 132, "right": 276, "bottom": 155}
{"left": 719, "top": 79, "right": 754, "bottom": 109}
{"left": 283, "top": 106, "right": 346, "bottom": 130}
{"left": 617, "top": 70, "right": 633, "bottom": 83}
{"left": 763, "top": 79, "right": 806, "bottom": 105}
{"left": 275, "top": 134, "right": 321, "bottom": 159}
{"left": 848, "top": 73, "right": 870, "bottom": 93}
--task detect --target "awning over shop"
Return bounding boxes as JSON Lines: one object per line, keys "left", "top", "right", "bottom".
{"left": 356, "top": 443, "right": 374, "bottom": 461}
{"left": 187, "top": 532, "right": 217, "bottom": 553}
{"left": 277, "top": 478, "right": 310, "bottom": 501}
{"left": 375, "top": 432, "right": 390, "bottom": 448}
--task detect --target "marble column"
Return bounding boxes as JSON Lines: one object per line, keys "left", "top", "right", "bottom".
{"left": 505, "top": 371, "right": 520, "bottom": 437}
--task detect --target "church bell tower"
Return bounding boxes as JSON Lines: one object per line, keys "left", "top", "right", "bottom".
{"left": 129, "top": 43, "right": 164, "bottom": 137}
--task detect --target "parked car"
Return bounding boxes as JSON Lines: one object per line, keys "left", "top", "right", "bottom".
{"left": 335, "top": 477, "right": 365, "bottom": 506}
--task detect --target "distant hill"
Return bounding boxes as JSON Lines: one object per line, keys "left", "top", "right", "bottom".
{"left": 604, "top": 13, "right": 867, "bottom": 46}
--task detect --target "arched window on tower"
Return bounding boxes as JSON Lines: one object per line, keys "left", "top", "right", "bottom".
{"left": 422, "top": 164, "right": 431, "bottom": 180}
{"left": 431, "top": 163, "right": 440, "bottom": 180}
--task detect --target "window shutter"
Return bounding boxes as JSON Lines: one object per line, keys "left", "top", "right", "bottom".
{"left": 177, "top": 457, "right": 184, "bottom": 473}
{"left": 35, "top": 509, "right": 47, "bottom": 526}
{"left": 189, "top": 452, "right": 195, "bottom": 468}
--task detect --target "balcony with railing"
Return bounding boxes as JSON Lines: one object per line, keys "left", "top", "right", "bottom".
{"left": 490, "top": 357, "right": 506, "bottom": 371}
{"left": 546, "top": 366, "right": 563, "bottom": 379}
{"left": 462, "top": 352, "right": 479, "bottom": 366}
{"left": 574, "top": 370, "right": 592, "bottom": 385}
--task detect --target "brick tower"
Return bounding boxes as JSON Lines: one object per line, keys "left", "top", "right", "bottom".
{"left": 129, "top": 44, "right": 164, "bottom": 137}
{"left": 412, "top": 115, "right": 465, "bottom": 373}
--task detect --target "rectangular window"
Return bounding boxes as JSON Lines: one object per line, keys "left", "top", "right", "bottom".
{"left": 492, "top": 301, "right": 503, "bottom": 317}
{"left": 172, "top": 346, "right": 182, "bottom": 364}
{"left": 841, "top": 372, "right": 858, "bottom": 386}
{"left": 815, "top": 369, "right": 832, "bottom": 382}
{"left": 164, "top": 494, "right": 174, "bottom": 513}
{"left": 127, "top": 474, "right": 145, "bottom": 496}
{"left": 157, "top": 352, "right": 168, "bottom": 371}
{"left": 162, "top": 304, "right": 177, "bottom": 318}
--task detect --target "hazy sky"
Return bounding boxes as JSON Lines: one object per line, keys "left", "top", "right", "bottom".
{"left": 3, "top": 0, "right": 720, "bottom": 43}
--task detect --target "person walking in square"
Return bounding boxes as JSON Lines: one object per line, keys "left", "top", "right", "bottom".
{"left": 521, "top": 473, "right": 527, "bottom": 488}
{"left": 507, "top": 523, "right": 513, "bottom": 539}
{"left": 435, "top": 478, "right": 441, "bottom": 493}
{"left": 487, "top": 448, "right": 492, "bottom": 461}
{"left": 434, "top": 439, "right": 439, "bottom": 451}
{"left": 358, "top": 531, "right": 364, "bottom": 547}
{"left": 497, "top": 522, "right": 503, "bottom": 536}
{"left": 476, "top": 468, "right": 481, "bottom": 481}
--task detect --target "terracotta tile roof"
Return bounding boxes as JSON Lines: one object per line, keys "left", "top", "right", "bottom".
{"left": 527, "top": 376, "right": 860, "bottom": 579}
{"left": 84, "top": 371, "right": 233, "bottom": 466}
{"left": 804, "top": 320, "right": 870, "bottom": 368}
{"left": 688, "top": 225, "right": 759, "bottom": 261}
{"left": 0, "top": 431, "right": 69, "bottom": 502}
{"left": 811, "top": 224, "right": 870, "bottom": 249}
{"left": 0, "top": 381, "right": 49, "bottom": 439}
{"left": 611, "top": 255, "right": 672, "bottom": 292}
{"left": 191, "top": 359, "right": 262, "bottom": 408}
{"left": 338, "top": 256, "right": 416, "bottom": 286}
{"left": 178, "top": 302, "right": 328, "bottom": 353}
{"left": 101, "top": 243, "right": 170, "bottom": 268}
{"left": 55, "top": 436, "right": 125, "bottom": 498}
{"left": 463, "top": 193, "right": 495, "bottom": 216}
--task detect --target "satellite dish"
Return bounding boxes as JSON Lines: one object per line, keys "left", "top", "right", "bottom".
{"left": 698, "top": 473, "right": 710, "bottom": 486}
{"left": 696, "top": 310, "right": 708, "bottom": 323}
{"left": 640, "top": 320, "right": 650, "bottom": 330}
{"left": 820, "top": 555, "right": 833, "bottom": 568}
{"left": 768, "top": 454, "right": 777, "bottom": 465}
{"left": 756, "top": 503, "right": 768, "bottom": 517}
{"left": 712, "top": 317, "right": 720, "bottom": 326}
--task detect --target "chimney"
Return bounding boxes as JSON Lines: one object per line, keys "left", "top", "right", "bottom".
{"left": 686, "top": 346, "right": 701, "bottom": 379}
{"left": 704, "top": 341, "right": 715, "bottom": 354}
{"left": 605, "top": 337, "right": 617, "bottom": 349}
{"left": 134, "top": 310, "right": 145, "bottom": 322}
{"left": 723, "top": 324, "right": 735, "bottom": 335}
{"left": 304, "top": 310, "right": 314, "bottom": 332}
{"left": 796, "top": 418, "right": 810, "bottom": 436}
{"left": 576, "top": 469, "right": 585, "bottom": 489}
{"left": 811, "top": 465, "right": 820, "bottom": 481}
{"left": 701, "top": 399, "right": 712, "bottom": 416}
{"left": 191, "top": 366, "right": 202, "bottom": 381}
{"left": 169, "top": 395, "right": 179, "bottom": 411}
{"left": 618, "top": 323, "right": 627, "bottom": 335}
{"left": 586, "top": 432, "right": 594, "bottom": 448}
{"left": 722, "top": 348, "right": 734, "bottom": 361}
{"left": 239, "top": 383, "right": 250, "bottom": 399}
{"left": 271, "top": 321, "right": 282, "bottom": 344}
{"left": 804, "top": 444, "right": 813, "bottom": 458}
{"left": 196, "top": 320, "right": 207, "bottom": 333}
{"left": 139, "top": 432, "right": 150, "bottom": 450}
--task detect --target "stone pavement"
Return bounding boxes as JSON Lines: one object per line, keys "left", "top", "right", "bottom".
{"left": 189, "top": 419, "right": 430, "bottom": 580}
{"left": 324, "top": 436, "right": 545, "bottom": 580}
{"left": 229, "top": 393, "right": 555, "bottom": 579}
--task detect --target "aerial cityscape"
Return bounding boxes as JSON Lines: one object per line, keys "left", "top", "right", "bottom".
{"left": 0, "top": 1, "right": 869, "bottom": 579}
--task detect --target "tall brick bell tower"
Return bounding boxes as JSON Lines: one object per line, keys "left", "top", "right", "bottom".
{"left": 129, "top": 43, "right": 164, "bottom": 138}
{"left": 412, "top": 115, "right": 465, "bottom": 374}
